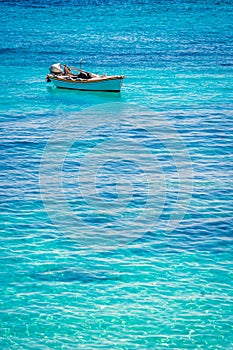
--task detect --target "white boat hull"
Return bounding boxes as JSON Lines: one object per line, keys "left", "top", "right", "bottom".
{"left": 49, "top": 76, "right": 124, "bottom": 92}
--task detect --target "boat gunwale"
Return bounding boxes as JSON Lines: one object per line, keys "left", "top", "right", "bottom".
{"left": 49, "top": 75, "right": 125, "bottom": 84}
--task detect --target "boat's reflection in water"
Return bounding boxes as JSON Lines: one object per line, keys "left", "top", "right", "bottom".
{"left": 46, "top": 85, "right": 123, "bottom": 106}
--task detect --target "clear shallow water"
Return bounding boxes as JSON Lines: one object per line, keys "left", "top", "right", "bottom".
{"left": 1, "top": 0, "right": 233, "bottom": 349}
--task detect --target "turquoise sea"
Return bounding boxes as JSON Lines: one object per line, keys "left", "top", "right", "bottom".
{"left": 1, "top": 0, "right": 233, "bottom": 349}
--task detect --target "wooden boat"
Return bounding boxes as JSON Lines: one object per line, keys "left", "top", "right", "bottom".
{"left": 46, "top": 63, "right": 124, "bottom": 92}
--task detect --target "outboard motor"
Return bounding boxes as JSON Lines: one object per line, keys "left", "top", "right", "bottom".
{"left": 49, "top": 63, "right": 63, "bottom": 74}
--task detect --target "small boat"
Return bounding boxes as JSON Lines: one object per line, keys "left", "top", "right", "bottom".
{"left": 46, "top": 63, "right": 124, "bottom": 92}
